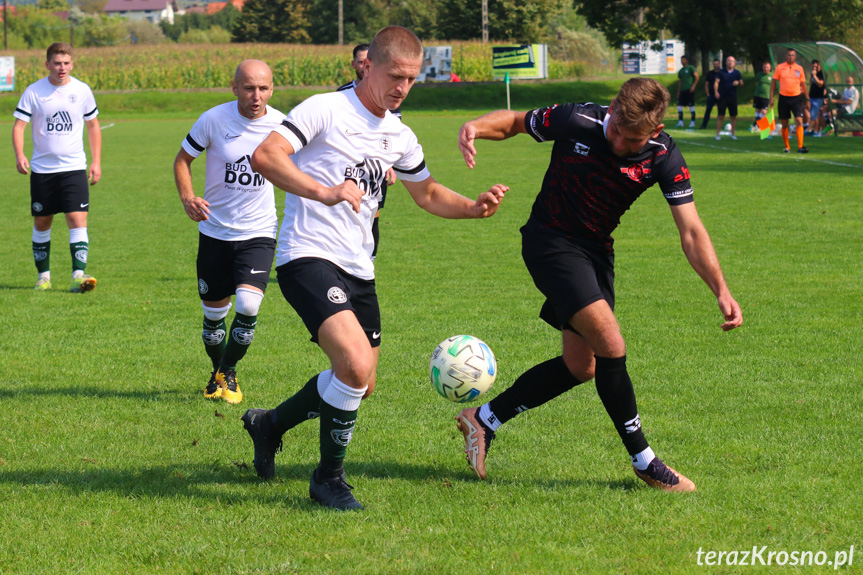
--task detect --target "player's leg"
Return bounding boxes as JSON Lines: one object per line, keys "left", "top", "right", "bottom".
{"left": 31, "top": 173, "right": 55, "bottom": 290}
{"left": 309, "top": 310, "right": 376, "bottom": 510}
{"left": 729, "top": 100, "right": 739, "bottom": 139}
{"left": 794, "top": 97, "right": 807, "bottom": 152}
{"left": 197, "top": 233, "right": 234, "bottom": 399}
{"left": 715, "top": 102, "right": 725, "bottom": 139}
{"left": 676, "top": 97, "right": 684, "bottom": 126}
{"left": 570, "top": 301, "right": 695, "bottom": 492}
{"left": 700, "top": 96, "right": 714, "bottom": 129}
{"left": 216, "top": 237, "right": 276, "bottom": 404}
{"left": 62, "top": 171, "right": 96, "bottom": 293}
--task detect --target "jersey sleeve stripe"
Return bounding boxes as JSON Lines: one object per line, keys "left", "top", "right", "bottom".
{"left": 84, "top": 107, "right": 98, "bottom": 119}
{"left": 15, "top": 107, "right": 31, "bottom": 118}
{"left": 394, "top": 159, "right": 426, "bottom": 175}
{"left": 185, "top": 134, "right": 205, "bottom": 153}
{"left": 281, "top": 120, "right": 307, "bottom": 147}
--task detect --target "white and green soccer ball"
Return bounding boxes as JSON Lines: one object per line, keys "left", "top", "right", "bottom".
{"left": 429, "top": 335, "right": 497, "bottom": 403}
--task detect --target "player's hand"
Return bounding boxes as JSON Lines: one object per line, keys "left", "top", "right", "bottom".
{"left": 182, "top": 196, "right": 210, "bottom": 222}
{"left": 88, "top": 162, "right": 101, "bottom": 185}
{"left": 386, "top": 167, "right": 397, "bottom": 185}
{"left": 323, "top": 180, "right": 364, "bottom": 214}
{"left": 470, "top": 184, "right": 509, "bottom": 218}
{"left": 718, "top": 294, "right": 743, "bottom": 331}
{"left": 16, "top": 155, "right": 30, "bottom": 175}
{"left": 458, "top": 122, "right": 479, "bottom": 169}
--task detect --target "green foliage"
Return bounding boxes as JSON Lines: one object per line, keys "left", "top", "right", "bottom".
{"left": 232, "top": 0, "right": 312, "bottom": 44}
{"left": 5, "top": 7, "right": 71, "bottom": 50}
{"left": 77, "top": 13, "right": 128, "bottom": 47}
{"left": 160, "top": 5, "right": 240, "bottom": 43}
{"left": 75, "top": 0, "right": 109, "bottom": 14}
{"left": 126, "top": 19, "right": 168, "bottom": 45}
{"left": 38, "top": 0, "right": 69, "bottom": 11}
{"left": 177, "top": 25, "right": 231, "bottom": 45}
{"left": 307, "top": 0, "right": 388, "bottom": 45}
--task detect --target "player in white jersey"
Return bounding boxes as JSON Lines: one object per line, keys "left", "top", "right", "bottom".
{"left": 13, "top": 42, "right": 101, "bottom": 293}
{"left": 173, "top": 60, "right": 285, "bottom": 405}
{"left": 239, "top": 26, "right": 508, "bottom": 511}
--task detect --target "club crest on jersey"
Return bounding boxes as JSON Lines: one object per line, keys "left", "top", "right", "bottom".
{"left": 224, "top": 155, "right": 265, "bottom": 188}
{"left": 327, "top": 286, "right": 347, "bottom": 304}
{"left": 68, "top": 94, "right": 78, "bottom": 103}
{"left": 47, "top": 111, "right": 73, "bottom": 132}
{"left": 574, "top": 142, "right": 590, "bottom": 156}
{"left": 379, "top": 135, "right": 391, "bottom": 150}
{"left": 620, "top": 163, "right": 651, "bottom": 182}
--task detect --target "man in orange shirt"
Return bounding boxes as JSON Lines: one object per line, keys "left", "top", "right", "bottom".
{"left": 770, "top": 48, "right": 808, "bottom": 153}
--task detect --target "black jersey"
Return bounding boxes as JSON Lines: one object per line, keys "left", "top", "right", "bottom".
{"left": 524, "top": 102, "right": 694, "bottom": 254}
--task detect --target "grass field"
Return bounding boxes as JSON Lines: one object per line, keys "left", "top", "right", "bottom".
{"left": 1, "top": 94, "right": 862, "bottom": 574}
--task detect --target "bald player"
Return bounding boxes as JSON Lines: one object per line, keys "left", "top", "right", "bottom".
{"left": 174, "top": 60, "right": 286, "bottom": 404}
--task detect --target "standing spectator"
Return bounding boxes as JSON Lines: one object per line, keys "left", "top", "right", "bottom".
{"left": 714, "top": 56, "right": 743, "bottom": 140}
{"left": 699, "top": 59, "right": 721, "bottom": 130}
{"left": 173, "top": 60, "right": 285, "bottom": 405}
{"left": 806, "top": 60, "right": 826, "bottom": 136}
{"left": 676, "top": 55, "right": 699, "bottom": 128}
{"left": 12, "top": 42, "right": 101, "bottom": 293}
{"left": 752, "top": 61, "right": 773, "bottom": 132}
{"left": 769, "top": 48, "right": 808, "bottom": 153}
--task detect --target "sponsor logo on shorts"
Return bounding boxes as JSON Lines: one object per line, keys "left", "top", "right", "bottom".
{"left": 80, "top": 203, "right": 89, "bottom": 208}
{"left": 74, "top": 249, "right": 88, "bottom": 264}
{"left": 327, "top": 286, "right": 347, "bottom": 304}
{"left": 202, "top": 329, "right": 226, "bottom": 346}
{"left": 33, "top": 202, "right": 43, "bottom": 213}
{"left": 249, "top": 268, "right": 267, "bottom": 274}
{"left": 198, "top": 278, "right": 209, "bottom": 294}
{"left": 372, "top": 331, "right": 381, "bottom": 340}
{"left": 624, "top": 414, "right": 642, "bottom": 434}
{"left": 232, "top": 328, "right": 255, "bottom": 345}
{"left": 33, "top": 250, "right": 48, "bottom": 261}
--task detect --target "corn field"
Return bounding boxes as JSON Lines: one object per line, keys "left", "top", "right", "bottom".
{"left": 4, "top": 41, "right": 588, "bottom": 92}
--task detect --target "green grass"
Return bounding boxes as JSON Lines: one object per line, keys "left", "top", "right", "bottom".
{"left": 1, "top": 99, "right": 862, "bottom": 574}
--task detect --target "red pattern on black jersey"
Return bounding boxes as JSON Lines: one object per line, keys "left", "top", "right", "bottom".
{"left": 525, "top": 102, "right": 693, "bottom": 254}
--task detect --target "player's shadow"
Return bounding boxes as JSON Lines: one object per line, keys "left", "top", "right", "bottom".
{"left": 1, "top": 386, "right": 183, "bottom": 401}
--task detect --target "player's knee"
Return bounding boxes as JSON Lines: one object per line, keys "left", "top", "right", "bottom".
{"left": 335, "top": 353, "right": 376, "bottom": 390}
{"left": 563, "top": 353, "right": 595, "bottom": 383}
{"left": 362, "top": 378, "right": 376, "bottom": 399}
{"left": 202, "top": 302, "right": 231, "bottom": 321}
{"left": 235, "top": 287, "right": 264, "bottom": 316}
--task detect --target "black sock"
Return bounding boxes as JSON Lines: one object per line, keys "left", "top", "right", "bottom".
{"left": 594, "top": 355, "right": 649, "bottom": 456}
{"left": 272, "top": 373, "right": 323, "bottom": 435}
{"left": 488, "top": 356, "right": 582, "bottom": 424}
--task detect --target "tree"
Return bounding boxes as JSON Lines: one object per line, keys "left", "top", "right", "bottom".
{"left": 232, "top": 0, "right": 311, "bottom": 43}
{"left": 39, "top": 0, "right": 69, "bottom": 12}
{"left": 438, "top": 0, "right": 563, "bottom": 42}
{"left": 575, "top": 0, "right": 863, "bottom": 73}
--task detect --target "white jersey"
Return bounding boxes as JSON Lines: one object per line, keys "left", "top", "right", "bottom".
{"left": 13, "top": 76, "right": 98, "bottom": 174}
{"left": 274, "top": 89, "right": 430, "bottom": 280}
{"left": 182, "top": 102, "right": 286, "bottom": 241}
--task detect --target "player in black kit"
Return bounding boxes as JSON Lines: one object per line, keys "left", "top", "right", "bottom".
{"left": 454, "top": 77, "right": 743, "bottom": 491}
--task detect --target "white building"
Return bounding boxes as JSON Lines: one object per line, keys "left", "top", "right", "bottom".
{"left": 104, "top": 0, "right": 178, "bottom": 25}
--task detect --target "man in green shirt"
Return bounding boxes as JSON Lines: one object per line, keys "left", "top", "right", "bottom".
{"left": 676, "top": 55, "right": 699, "bottom": 128}
{"left": 753, "top": 61, "right": 773, "bottom": 132}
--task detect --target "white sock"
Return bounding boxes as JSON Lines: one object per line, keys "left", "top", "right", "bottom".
{"left": 73, "top": 270, "right": 84, "bottom": 279}
{"left": 316, "top": 369, "right": 333, "bottom": 398}
{"left": 39, "top": 271, "right": 50, "bottom": 281}
{"left": 321, "top": 374, "right": 365, "bottom": 411}
{"left": 478, "top": 403, "right": 502, "bottom": 432}
{"left": 631, "top": 446, "right": 656, "bottom": 470}
{"left": 32, "top": 227, "right": 51, "bottom": 243}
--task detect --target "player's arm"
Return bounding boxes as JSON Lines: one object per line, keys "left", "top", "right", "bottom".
{"left": 173, "top": 148, "right": 211, "bottom": 222}
{"left": 12, "top": 119, "right": 30, "bottom": 175}
{"left": 769, "top": 78, "right": 778, "bottom": 105}
{"left": 250, "top": 131, "right": 363, "bottom": 213}
{"left": 85, "top": 117, "right": 101, "bottom": 185}
{"left": 459, "top": 110, "right": 528, "bottom": 169}
{"left": 714, "top": 77, "right": 720, "bottom": 98}
{"left": 670, "top": 201, "right": 742, "bottom": 331}
{"left": 402, "top": 176, "right": 508, "bottom": 219}
{"left": 691, "top": 70, "right": 700, "bottom": 92}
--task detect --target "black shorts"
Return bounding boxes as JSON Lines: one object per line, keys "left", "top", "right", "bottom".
{"left": 753, "top": 96, "right": 769, "bottom": 110}
{"left": 378, "top": 180, "right": 388, "bottom": 211}
{"left": 778, "top": 94, "right": 805, "bottom": 120}
{"left": 717, "top": 97, "right": 738, "bottom": 117}
{"left": 677, "top": 91, "right": 695, "bottom": 107}
{"left": 196, "top": 233, "right": 275, "bottom": 300}
{"left": 521, "top": 225, "right": 615, "bottom": 331}
{"left": 276, "top": 257, "right": 381, "bottom": 347}
{"left": 30, "top": 170, "right": 89, "bottom": 217}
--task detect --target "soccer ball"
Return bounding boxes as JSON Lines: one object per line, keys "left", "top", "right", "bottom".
{"left": 429, "top": 335, "right": 497, "bottom": 403}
